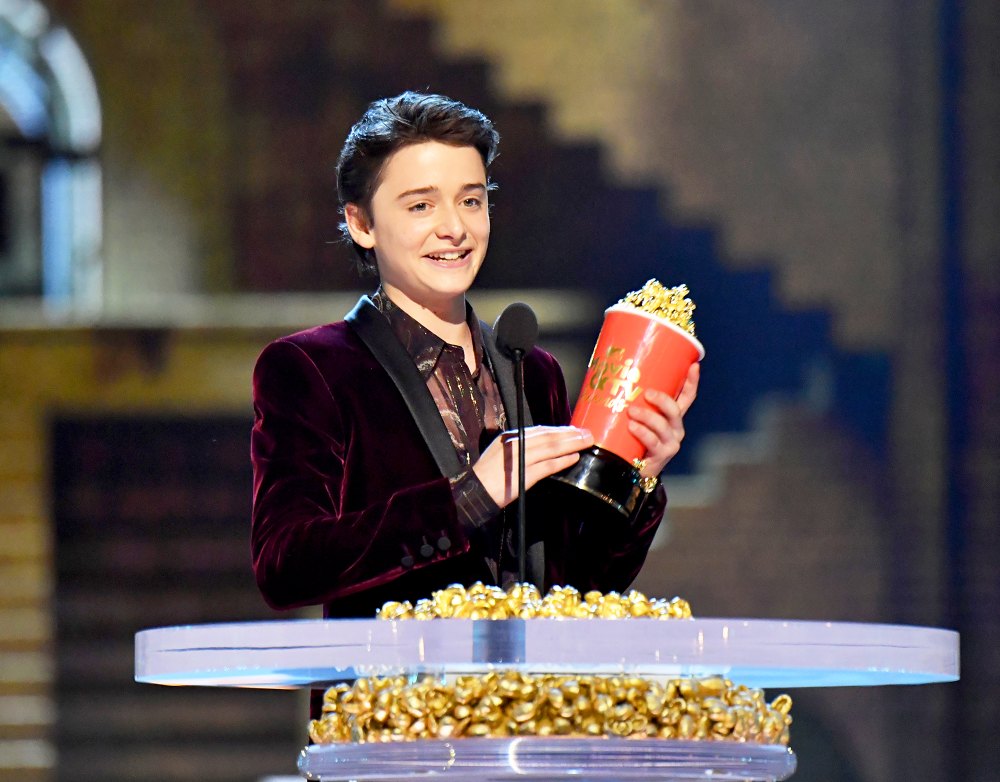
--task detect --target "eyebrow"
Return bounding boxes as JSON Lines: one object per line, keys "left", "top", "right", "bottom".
{"left": 395, "top": 183, "right": 487, "bottom": 201}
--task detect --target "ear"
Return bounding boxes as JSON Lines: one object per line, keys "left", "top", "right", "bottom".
{"left": 344, "top": 203, "right": 376, "bottom": 250}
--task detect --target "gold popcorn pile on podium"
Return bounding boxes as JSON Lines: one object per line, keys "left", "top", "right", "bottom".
{"left": 310, "top": 671, "right": 792, "bottom": 745}
{"left": 309, "top": 583, "right": 793, "bottom": 746}
{"left": 376, "top": 582, "right": 692, "bottom": 621}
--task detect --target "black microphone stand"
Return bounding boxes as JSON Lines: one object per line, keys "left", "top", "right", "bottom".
{"left": 513, "top": 349, "right": 527, "bottom": 584}
{"left": 493, "top": 301, "right": 538, "bottom": 587}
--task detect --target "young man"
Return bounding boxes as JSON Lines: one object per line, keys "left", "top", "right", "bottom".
{"left": 250, "top": 92, "right": 698, "bottom": 619}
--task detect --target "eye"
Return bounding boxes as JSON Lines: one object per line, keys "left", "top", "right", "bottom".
{"left": 408, "top": 202, "right": 430, "bottom": 213}
{"left": 462, "top": 197, "right": 483, "bottom": 208}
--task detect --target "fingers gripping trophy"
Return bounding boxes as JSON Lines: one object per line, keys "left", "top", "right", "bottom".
{"left": 552, "top": 280, "right": 705, "bottom": 516}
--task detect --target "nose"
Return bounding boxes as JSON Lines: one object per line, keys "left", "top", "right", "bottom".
{"left": 435, "top": 205, "right": 467, "bottom": 243}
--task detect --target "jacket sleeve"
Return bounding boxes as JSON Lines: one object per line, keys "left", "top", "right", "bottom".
{"left": 562, "top": 484, "right": 666, "bottom": 593}
{"left": 250, "top": 339, "right": 473, "bottom": 610}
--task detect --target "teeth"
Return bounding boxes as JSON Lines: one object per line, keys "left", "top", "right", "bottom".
{"left": 429, "top": 251, "right": 465, "bottom": 261}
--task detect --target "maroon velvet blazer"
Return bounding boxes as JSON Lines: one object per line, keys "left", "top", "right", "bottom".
{"left": 251, "top": 296, "right": 666, "bottom": 619}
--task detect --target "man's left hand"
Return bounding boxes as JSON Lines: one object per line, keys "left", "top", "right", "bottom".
{"left": 626, "top": 362, "right": 700, "bottom": 478}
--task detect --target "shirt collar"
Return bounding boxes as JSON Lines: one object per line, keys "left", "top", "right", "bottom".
{"left": 372, "top": 289, "right": 487, "bottom": 381}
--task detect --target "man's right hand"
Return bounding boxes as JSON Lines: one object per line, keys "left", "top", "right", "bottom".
{"left": 472, "top": 426, "right": 594, "bottom": 508}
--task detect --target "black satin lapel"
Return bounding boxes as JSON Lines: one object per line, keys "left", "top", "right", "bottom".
{"left": 346, "top": 297, "right": 463, "bottom": 478}
{"left": 480, "top": 319, "right": 534, "bottom": 428}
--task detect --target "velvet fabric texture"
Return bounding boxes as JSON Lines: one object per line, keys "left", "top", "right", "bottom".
{"left": 251, "top": 297, "right": 666, "bottom": 620}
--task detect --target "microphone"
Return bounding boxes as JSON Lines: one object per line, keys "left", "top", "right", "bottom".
{"left": 494, "top": 302, "right": 538, "bottom": 359}
{"left": 493, "top": 303, "right": 538, "bottom": 585}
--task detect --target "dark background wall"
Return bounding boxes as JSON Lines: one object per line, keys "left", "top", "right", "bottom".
{"left": 1, "top": 1, "right": 996, "bottom": 781}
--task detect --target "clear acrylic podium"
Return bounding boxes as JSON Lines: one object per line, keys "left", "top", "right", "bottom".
{"left": 135, "top": 618, "right": 959, "bottom": 781}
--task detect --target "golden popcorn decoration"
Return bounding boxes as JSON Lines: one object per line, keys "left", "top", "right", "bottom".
{"left": 317, "top": 586, "right": 792, "bottom": 746}
{"left": 309, "top": 672, "right": 792, "bottom": 746}
{"left": 619, "top": 280, "right": 697, "bottom": 336}
{"left": 376, "top": 582, "right": 693, "bottom": 621}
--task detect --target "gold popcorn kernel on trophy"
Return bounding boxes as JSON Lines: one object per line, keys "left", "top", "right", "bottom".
{"left": 619, "top": 280, "right": 697, "bottom": 337}
{"left": 551, "top": 280, "right": 705, "bottom": 517}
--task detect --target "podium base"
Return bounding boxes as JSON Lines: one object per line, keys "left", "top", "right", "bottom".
{"left": 300, "top": 737, "right": 797, "bottom": 781}
{"left": 549, "top": 446, "right": 643, "bottom": 517}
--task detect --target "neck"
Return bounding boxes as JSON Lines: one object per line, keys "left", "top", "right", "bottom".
{"left": 379, "top": 284, "right": 469, "bottom": 345}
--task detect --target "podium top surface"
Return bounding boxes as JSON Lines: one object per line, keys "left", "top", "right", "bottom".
{"left": 134, "top": 617, "right": 959, "bottom": 690}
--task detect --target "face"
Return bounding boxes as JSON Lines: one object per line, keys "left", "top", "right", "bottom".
{"left": 346, "top": 141, "right": 490, "bottom": 317}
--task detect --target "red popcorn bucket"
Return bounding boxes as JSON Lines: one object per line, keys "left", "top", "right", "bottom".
{"left": 551, "top": 303, "right": 705, "bottom": 516}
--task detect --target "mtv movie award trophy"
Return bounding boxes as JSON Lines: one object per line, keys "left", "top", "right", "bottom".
{"left": 552, "top": 280, "right": 705, "bottom": 516}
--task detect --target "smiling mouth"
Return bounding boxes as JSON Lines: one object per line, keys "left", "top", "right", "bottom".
{"left": 425, "top": 250, "right": 471, "bottom": 263}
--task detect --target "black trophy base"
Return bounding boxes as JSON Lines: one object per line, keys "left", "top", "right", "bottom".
{"left": 548, "top": 446, "right": 643, "bottom": 518}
